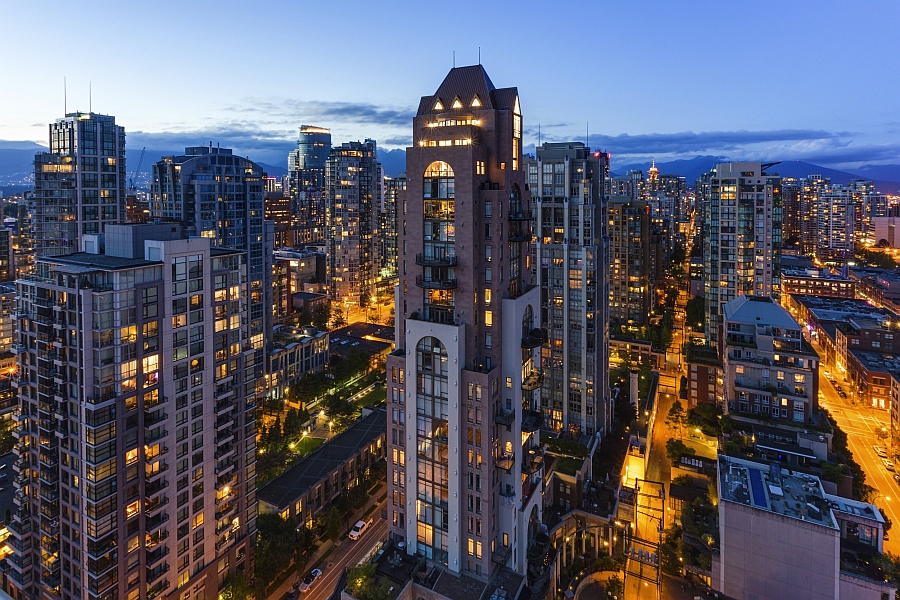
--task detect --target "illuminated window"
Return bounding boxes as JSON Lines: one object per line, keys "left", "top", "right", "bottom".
{"left": 452, "top": 98, "right": 463, "bottom": 109}
{"left": 433, "top": 100, "right": 444, "bottom": 111}
{"left": 126, "top": 500, "right": 140, "bottom": 520}
{"left": 471, "top": 96, "right": 482, "bottom": 108}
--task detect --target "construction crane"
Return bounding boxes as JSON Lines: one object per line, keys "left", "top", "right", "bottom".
{"left": 128, "top": 147, "right": 146, "bottom": 195}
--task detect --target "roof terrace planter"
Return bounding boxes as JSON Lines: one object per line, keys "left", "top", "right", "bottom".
{"left": 415, "top": 275, "right": 457, "bottom": 290}
{"left": 415, "top": 253, "right": 458, "bottom": 267}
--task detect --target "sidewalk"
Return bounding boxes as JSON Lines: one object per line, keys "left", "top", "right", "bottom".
{"left": 267, "top": 481, "right": 388, "bottom": 600}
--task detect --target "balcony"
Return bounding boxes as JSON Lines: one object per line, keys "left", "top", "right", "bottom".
{"left": 146, "top": 512, "right": 169, "bottom": 532}
{"left": 522, "top": 328, "right": 547, "bottom": 349}
{"left": 145, "top": 478, "right": 167, "bottom": 498}
{"left": 415, "top": 253, "right": 458, "bottom": 267}
{"left": 522, "top": 370, "right": 544, "bottom": 391}
{"left": 146, "top": 545, "right": 170, "bottom": 566}
{"left": 494, "top": 408, "right": 515, "bottom": 427}
{"left": 509, "top": 230, "right": 532, "bottom": 242}
{"left": 491, "top": 544, "right": 513, "bottom": 565}
{"left": 508, "top": 210, "right": 532, "bottom": 221}
{"left": 522, "top": 410, "right": 544, "bottom": 433}
{"left": 522, "top": 448, "right": 545, "bottom": 475}
{"left": 8, "top": 518, "right": 32, "bottom": 537}
{"left": 495, "top": 452, "right": 515, "bottom": 471}
{"left": 415, "top": 275, "right": 458, "bottom": 290}
{"left": 499, "top": 490, "right": 517, "bottom": 510}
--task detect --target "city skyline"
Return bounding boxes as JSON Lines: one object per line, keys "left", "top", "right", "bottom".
{"left": 1, "top": 1, "right": 900, "bottom": 170}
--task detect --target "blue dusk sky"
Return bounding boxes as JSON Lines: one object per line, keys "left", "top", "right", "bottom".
{"left": 1, "top": 0, "right": 898, "bottom": 169}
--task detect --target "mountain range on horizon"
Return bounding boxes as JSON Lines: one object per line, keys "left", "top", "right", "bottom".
{"left": 610, "top": 155, "right": 900, "bottom": 193}
{"left": 2, "top": 141, "right": 899, "bottom": 193}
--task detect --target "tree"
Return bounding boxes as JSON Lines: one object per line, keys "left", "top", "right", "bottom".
{"left": 313, "top": 304, "right": 332, "bottom": 330}
{"left": 220, "top": 571, "right": 253, "bottom": 600}
{"left": 332, "top": 306, "right": 346, "bottom": 328}
{"left": 604, "top": 575, "right": 624, "bottom": 598}
{"left": 666, "top": 438, "right": 696, "bottom": 463}
{"left": 346, "top": 563, "right": 392, "bottom": 600}
{"left": 666, "top": 399, "right": 687, "bottom": 439}
{"left": 255, "top": 513, "right": 296, "bottom": 597}
{"left": 326, "top": 506, "right": 342, "bottom": 545}
{"left": 685, "top": 296, "right": 705, "bottom": 332}
{"left": 295, "top": 307, "right": 313, "bottom": 327}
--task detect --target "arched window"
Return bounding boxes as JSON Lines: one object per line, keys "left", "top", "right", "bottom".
{"left": 424, "top": 161, "right": 454, "bottom": 200}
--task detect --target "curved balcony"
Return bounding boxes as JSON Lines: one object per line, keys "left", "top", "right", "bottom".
{"left": 415, "top": 253, "right": 458, "bottom": 267}
{"left": 522, "top": 448, "right": 544, "bottom": 475}
{"left": 508, "top": 210, "right": 532, "bottom": 221}
{"left": 495, "top": 452, "right": 515, "bottom": 471}
{"left": 494, "top": 408, "right": 515, "bottom": 427}
{"left": 522, "top": 370, "right": 544, "bottom": 392}
{"left": 509, "top": 230, "right": 532, "bottom": 242}
{"left": 522, "top": 328, "right": 547, "bottom": 349}
{"left": 522, "top": 410, "right": 544, "bottom": 433}
{"left": 416, "top": 275, "right": 458, "bottom": 290}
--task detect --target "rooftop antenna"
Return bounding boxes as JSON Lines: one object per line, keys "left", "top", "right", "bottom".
{"left": 89, "top": 81, "right": 92, "bottom": 113}
{"left": 538, "top": 123, "right": 541, "bottom": 147}
{"left": 586, "top": 121, "right": 589, "bottom": 148}
{"left": 64, "top": 77, "right": 67, "bottom": 114}
{"left": 478, "top": 47, "right": 481, "bottom": 65}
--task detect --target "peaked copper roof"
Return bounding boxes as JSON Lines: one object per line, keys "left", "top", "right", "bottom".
{"left": 417, "top": 65, "right": 518, "bottom": 115}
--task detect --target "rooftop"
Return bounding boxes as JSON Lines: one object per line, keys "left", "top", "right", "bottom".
{"left": 792, "top": 294, "right": 900, "bottom": 323}
{"left": 719, "top": 456, "right": 837, "bottom": 529}
{"left": 782, "top": 268, "right": 853, "bottom": 281}
{"left": 848, "top": 349, "right": 900, "bottom": 374}
{"left": 256, "top": 408, "right": 386, "bottom": 510}
{"left": 44, "top": 251, "right": 158, "bottom": 271}
{"left": 332, "top": 323, "right": 396, "bottom": 344}
{"left": 723, "top": 296, "right": 800, "bottom": 331}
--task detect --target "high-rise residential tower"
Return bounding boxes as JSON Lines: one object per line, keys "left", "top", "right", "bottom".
{"left": 8, "top": 224, "right": 257, "bottom": 600}
{"left": 386, "top": 65, "right": 542, "bottom": 580}
{"left": 607, "top": 197, "right": 651, "bottom": 330}
{"left": 703, "top": 162, "right": 783, "bottom": 345}
{"left": 524, "top": 143, "right": 609, "bottom": 436}
{"left": 288, "top": 126, "right": 332, "bottom": 245}
{"left": 31, "top": 113, "right": 127, "bottom": 257}
{"left": 150, "top": 145, "right": 273, "bottom": 365}
{"left": 380, "top": 174, "right": 406, "bottom": 287}
{"left": 781, "top": 178, "right": 801, "bottom": 247}
{"left": 325, "top": 140, "right": 382, "bottom": 305}
{"left": 816, "top": 184, "right": 854, "bottom": 260}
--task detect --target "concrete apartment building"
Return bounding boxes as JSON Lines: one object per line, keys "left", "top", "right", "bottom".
{"left": 326, "top": 140, "right": 383, "bottom": 306}
{"left": 31, "top": 113, "right": 127, "bottom": 257}
{"left": 715, "top": 455, "right": 894, "bottom": 600}
{"left": 722, "top": 295, "right": 819, "bottom": 423}
{"left": 150, "top": 145, "right": 274, "bottom": 368}
{"left": 607, "top": 197, "right": 651, "bottom": 330}
{"left": 780, "top": 268, "right": 855, "bottom": 299}
{"left": 703, "top": 162, "right": 783, "bottom": 345}
{"left": 524, "top": 142, "right": 609, "bottom": 437}
{"left": 385, "top": 65, "right": 543, "bottom": 582}
{"left": 7, "top": 224, "right": 257, "bottom": 600}
{"left": 816, "top": 184, "right": 855, "bottom": 260}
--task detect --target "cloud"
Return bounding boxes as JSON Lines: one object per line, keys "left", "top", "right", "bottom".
{"left": 128, "top": 122, "right": 297, "bottom": 164}
{"left": 230, "top": 98, "right": 416, "bottom": 128}
{"left": 586, "top": 129, "right": 851, "bottom": 155}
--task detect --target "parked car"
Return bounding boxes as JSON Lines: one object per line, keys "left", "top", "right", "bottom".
{"left": 299, "top": 569, "right": 322, "bottom": 593}
{"left": 875, "top": 445, "right": 888, "bottom": 458}
{"left": 892, "top": 473, "right": 900, "bottom": 485}
{"left": 348, "top": 519, "right": 370, "bottom": 540}
{"left": 883, "top": 458, "right": 895, "bottom": 472}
